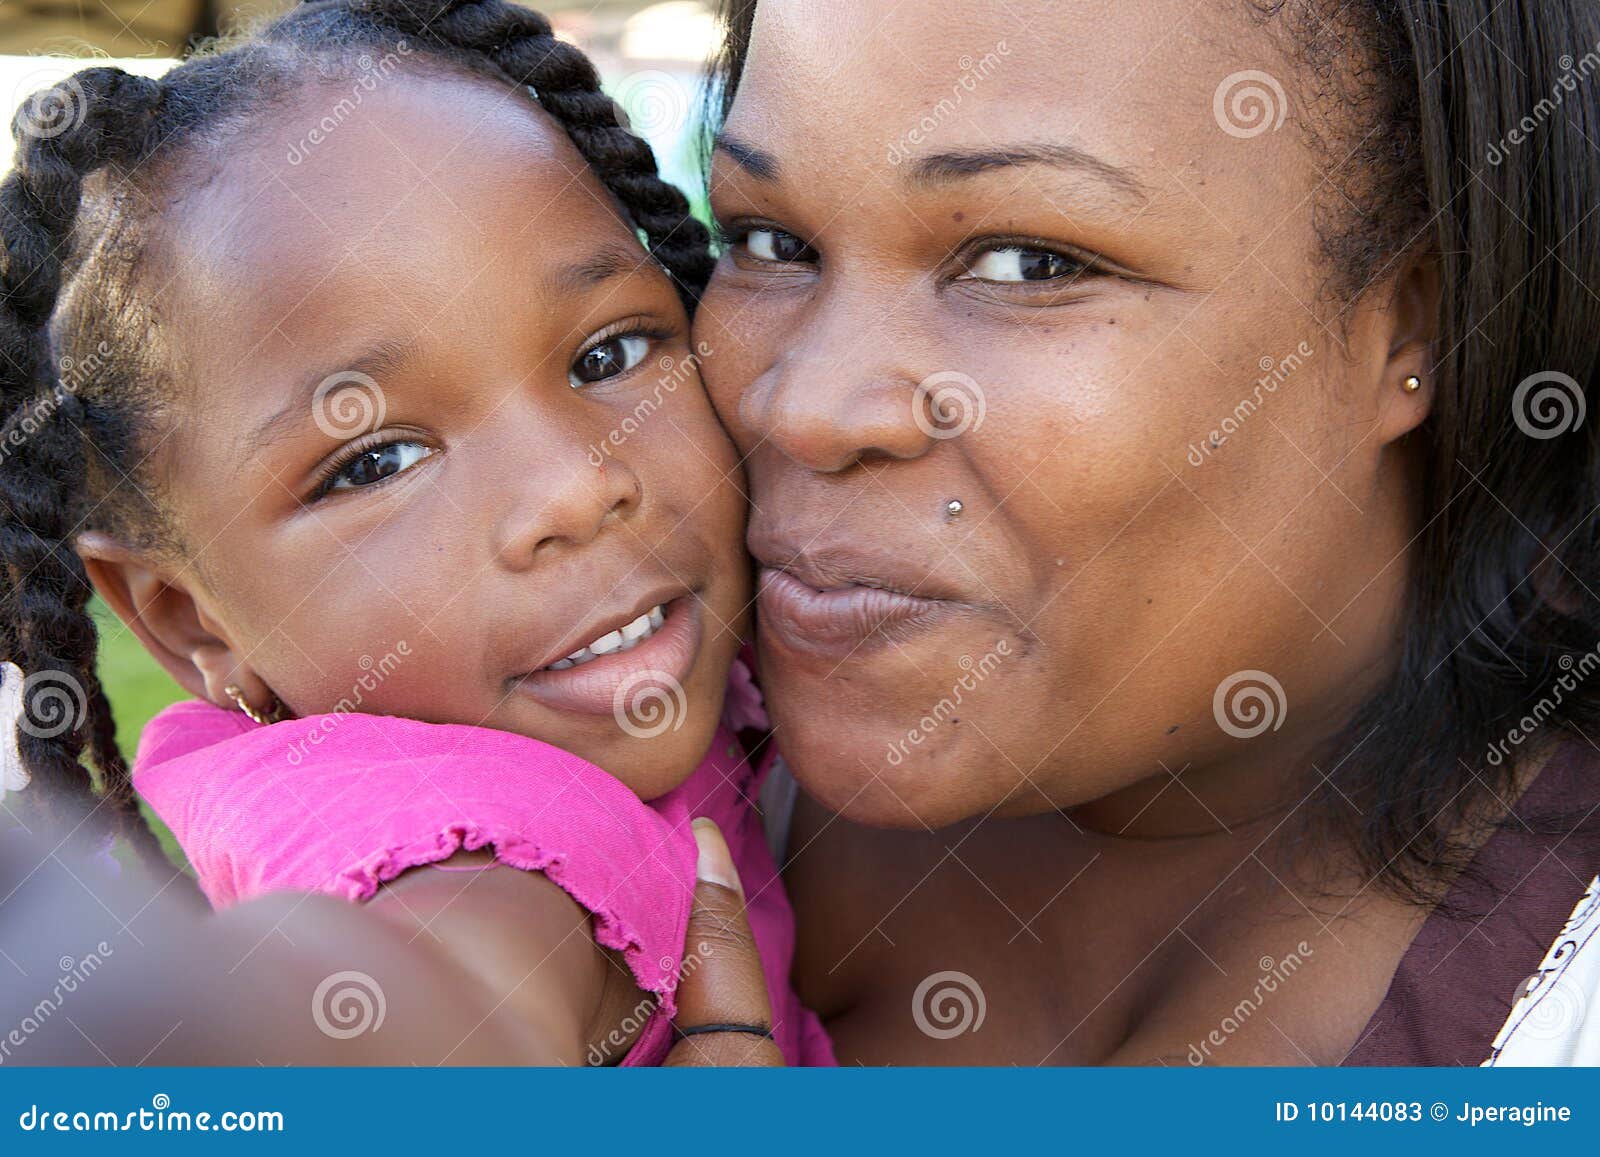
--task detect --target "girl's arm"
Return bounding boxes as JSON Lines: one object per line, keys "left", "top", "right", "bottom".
{"left": 0, "top": 817, "right": 777, "bottom": 1065}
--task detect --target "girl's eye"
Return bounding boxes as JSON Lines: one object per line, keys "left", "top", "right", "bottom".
{"left": 742, "top": 228, "right": 817, "bottom": 264}
{"left": 325, "top": 441, "right": 433, "bottom": 493}
{"left": 570, "top": 333, "right": 650, "bottom": 387}
{"left": 963, "top": 246, "right": 1088, "bottom": 283}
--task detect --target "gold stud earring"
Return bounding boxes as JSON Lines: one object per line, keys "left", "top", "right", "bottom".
{"left": 1402, "top": 375, "right": 1423, "bottom": 393}
{"left": 224, "top": 684, "right": 286, "bottom": 726}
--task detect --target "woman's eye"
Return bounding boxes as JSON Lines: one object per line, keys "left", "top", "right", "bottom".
{"left": 326, "top": 441, "right": 433, "bottom": 492}
{"left": 570, "top": 333, "right": 650, "bottom": 387}
{"left": 742, "top": 228, "right": 817, "bottom": 264}
{"left": 964, "top": 246, "right": 1087, "bottom": 283}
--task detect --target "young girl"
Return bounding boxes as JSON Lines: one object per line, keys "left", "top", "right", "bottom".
{"left": 0, "top": 0, "right": 829, "bottom": 1065}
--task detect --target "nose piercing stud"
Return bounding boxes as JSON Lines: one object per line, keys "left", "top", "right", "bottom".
{"left": 946, "top": 499, "right": 964, "bottom": 518}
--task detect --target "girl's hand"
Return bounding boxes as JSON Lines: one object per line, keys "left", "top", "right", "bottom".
{"left": 664, "top": 819, "right": 784, "bottom": 1066}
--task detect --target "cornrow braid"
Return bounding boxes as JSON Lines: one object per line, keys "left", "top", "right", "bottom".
{"left": 334, "top": 0, "right": 714, "bottom": 303}
{"left": 0, "top": 68, "right": 166, "bottom": 846}
{"left": 0, "top": 2, "right": 714, "bottom": 853}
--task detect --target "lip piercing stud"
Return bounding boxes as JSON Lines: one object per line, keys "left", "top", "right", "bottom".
{"left": 946, "top": 499, "right": 964, "bottom": 518}
{"left": 1402, "top": 375, "right": 1423, "bottom": 393}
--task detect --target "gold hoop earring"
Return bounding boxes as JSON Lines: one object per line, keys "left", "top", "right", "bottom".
{"left": 223, "top": 684, "right": 287, "bottom": 726}
{"left": 1402, "top": 375, "right": 1423, "bottom": 393}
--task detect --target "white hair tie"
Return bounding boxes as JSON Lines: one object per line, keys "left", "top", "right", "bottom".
{"left": 1, "top": 661, "right": 31, "bottom": 799}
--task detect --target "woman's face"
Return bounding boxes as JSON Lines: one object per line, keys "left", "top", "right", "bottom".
{"left": 699, "top": 0, "right": 1431, "bottom": 827}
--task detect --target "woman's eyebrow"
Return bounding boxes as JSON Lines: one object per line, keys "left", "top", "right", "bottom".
{"left": 908, "top": 142, "right": 1148, "bottom": 203}
{"left": 712, "top": 132, "right": 781, "bottom": 180}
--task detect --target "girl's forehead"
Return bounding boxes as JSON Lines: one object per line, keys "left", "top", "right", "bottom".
{"left": 155, "top": 71, "right": 639, "bottom": 329}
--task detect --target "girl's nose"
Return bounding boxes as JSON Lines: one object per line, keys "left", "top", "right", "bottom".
{"left": 493, "top": 453, "right": 642, "bottom": 571}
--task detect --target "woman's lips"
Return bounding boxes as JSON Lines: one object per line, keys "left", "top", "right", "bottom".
{"left": 757, "top": 567, "right": 955, "bottom": 656}
{"left": 512, "top": 597, "right": 702, "bottom": 716}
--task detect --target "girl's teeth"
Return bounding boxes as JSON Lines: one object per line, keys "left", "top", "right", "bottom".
{"left": 542, "top": 604, "right": 667, "bottom": 671}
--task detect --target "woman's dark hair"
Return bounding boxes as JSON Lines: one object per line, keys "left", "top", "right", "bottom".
{"left": 0, "top": 0, "right": 712, "bottom": 850}
{"left": 707, "top": 0, "right": 1600, "bottom": 903}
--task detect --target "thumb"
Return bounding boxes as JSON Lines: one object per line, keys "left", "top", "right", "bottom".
{"left": 663, "top": 818, "right": 783, "bottom": 1066}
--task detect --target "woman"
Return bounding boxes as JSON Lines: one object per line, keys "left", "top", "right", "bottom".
{"left": 693, "top": 0, "right": 1600, "bottom": 1063}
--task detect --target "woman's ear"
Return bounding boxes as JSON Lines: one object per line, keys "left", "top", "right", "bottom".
{"left": 75, "top": 531, "right": 269, "bottom": 710}
{"left": 1370, "top": 252, "right": 1441, "bottom": 443}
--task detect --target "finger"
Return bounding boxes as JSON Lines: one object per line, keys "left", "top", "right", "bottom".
{"left": 663, "top": 819, "right": 784, "bottom": 1066}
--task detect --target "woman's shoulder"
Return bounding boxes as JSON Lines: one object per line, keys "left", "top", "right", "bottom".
{"left": 1345, "top": 737, "right": 1600, "bottom": 1065}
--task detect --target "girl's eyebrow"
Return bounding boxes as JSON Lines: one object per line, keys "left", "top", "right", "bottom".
{"left": 249, "top": 338, "right": 416, "bottom": 451}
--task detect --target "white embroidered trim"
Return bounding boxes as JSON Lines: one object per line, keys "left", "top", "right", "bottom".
{"left": 1, "top": 661, "right": 30, "bottom": 798}
{"left": 1483, "top": 873, "right": 1599, "bottom": 1065}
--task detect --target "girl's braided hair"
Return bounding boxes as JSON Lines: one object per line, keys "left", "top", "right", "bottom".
{"left": 0, "top": 0, "right": 712, "bottom": 849}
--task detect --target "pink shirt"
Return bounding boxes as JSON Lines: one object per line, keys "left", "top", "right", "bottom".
{"left": 132, "top": 665, "right": 833, "bottom": 1067}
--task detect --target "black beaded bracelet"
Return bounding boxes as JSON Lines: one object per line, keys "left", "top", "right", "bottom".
{"left": 672, "top": 1022, "right": 775, "bottom": 1041}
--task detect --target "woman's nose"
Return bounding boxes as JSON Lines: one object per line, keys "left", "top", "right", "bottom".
{"left": 493, "top": 453, "right": 642, "bottom": 571}
{"left": 741, "top": 352, "right": 940, "bottom": 474}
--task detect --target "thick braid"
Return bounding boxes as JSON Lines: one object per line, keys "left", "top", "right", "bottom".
{"left": 0, "top": 69, "right": 164, "bottom": 847}
{"left": 346, "top": 0, "right": 715, "bottom": 301}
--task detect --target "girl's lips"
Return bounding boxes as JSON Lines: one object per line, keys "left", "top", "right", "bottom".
{"left": 512, "top": 597, "right": 702, "bottom": 716}
{"left": 757, "top": 567, "right": 955, "bottom": 656}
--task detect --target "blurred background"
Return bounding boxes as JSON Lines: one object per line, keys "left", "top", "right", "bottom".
{"left": 0, "top": 0, "right": 716, "bottom": 767}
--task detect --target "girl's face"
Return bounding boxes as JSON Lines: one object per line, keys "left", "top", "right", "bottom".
{"left": 100, "top": 72, "right": 748, "bottom": 798}
{"left": 699, "top": 0, "right": 1433, "bottom": 827}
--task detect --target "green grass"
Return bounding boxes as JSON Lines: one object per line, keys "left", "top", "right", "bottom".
{"left": 91, "top": 598, "right": 189, "bottom": 866}
{"left": 92, "top": 598, "right": 188, "bottom": 759}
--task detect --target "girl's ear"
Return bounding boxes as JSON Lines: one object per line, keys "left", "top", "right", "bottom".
{"left": 76, "top": 531, "right": 269, "bottom": 710}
